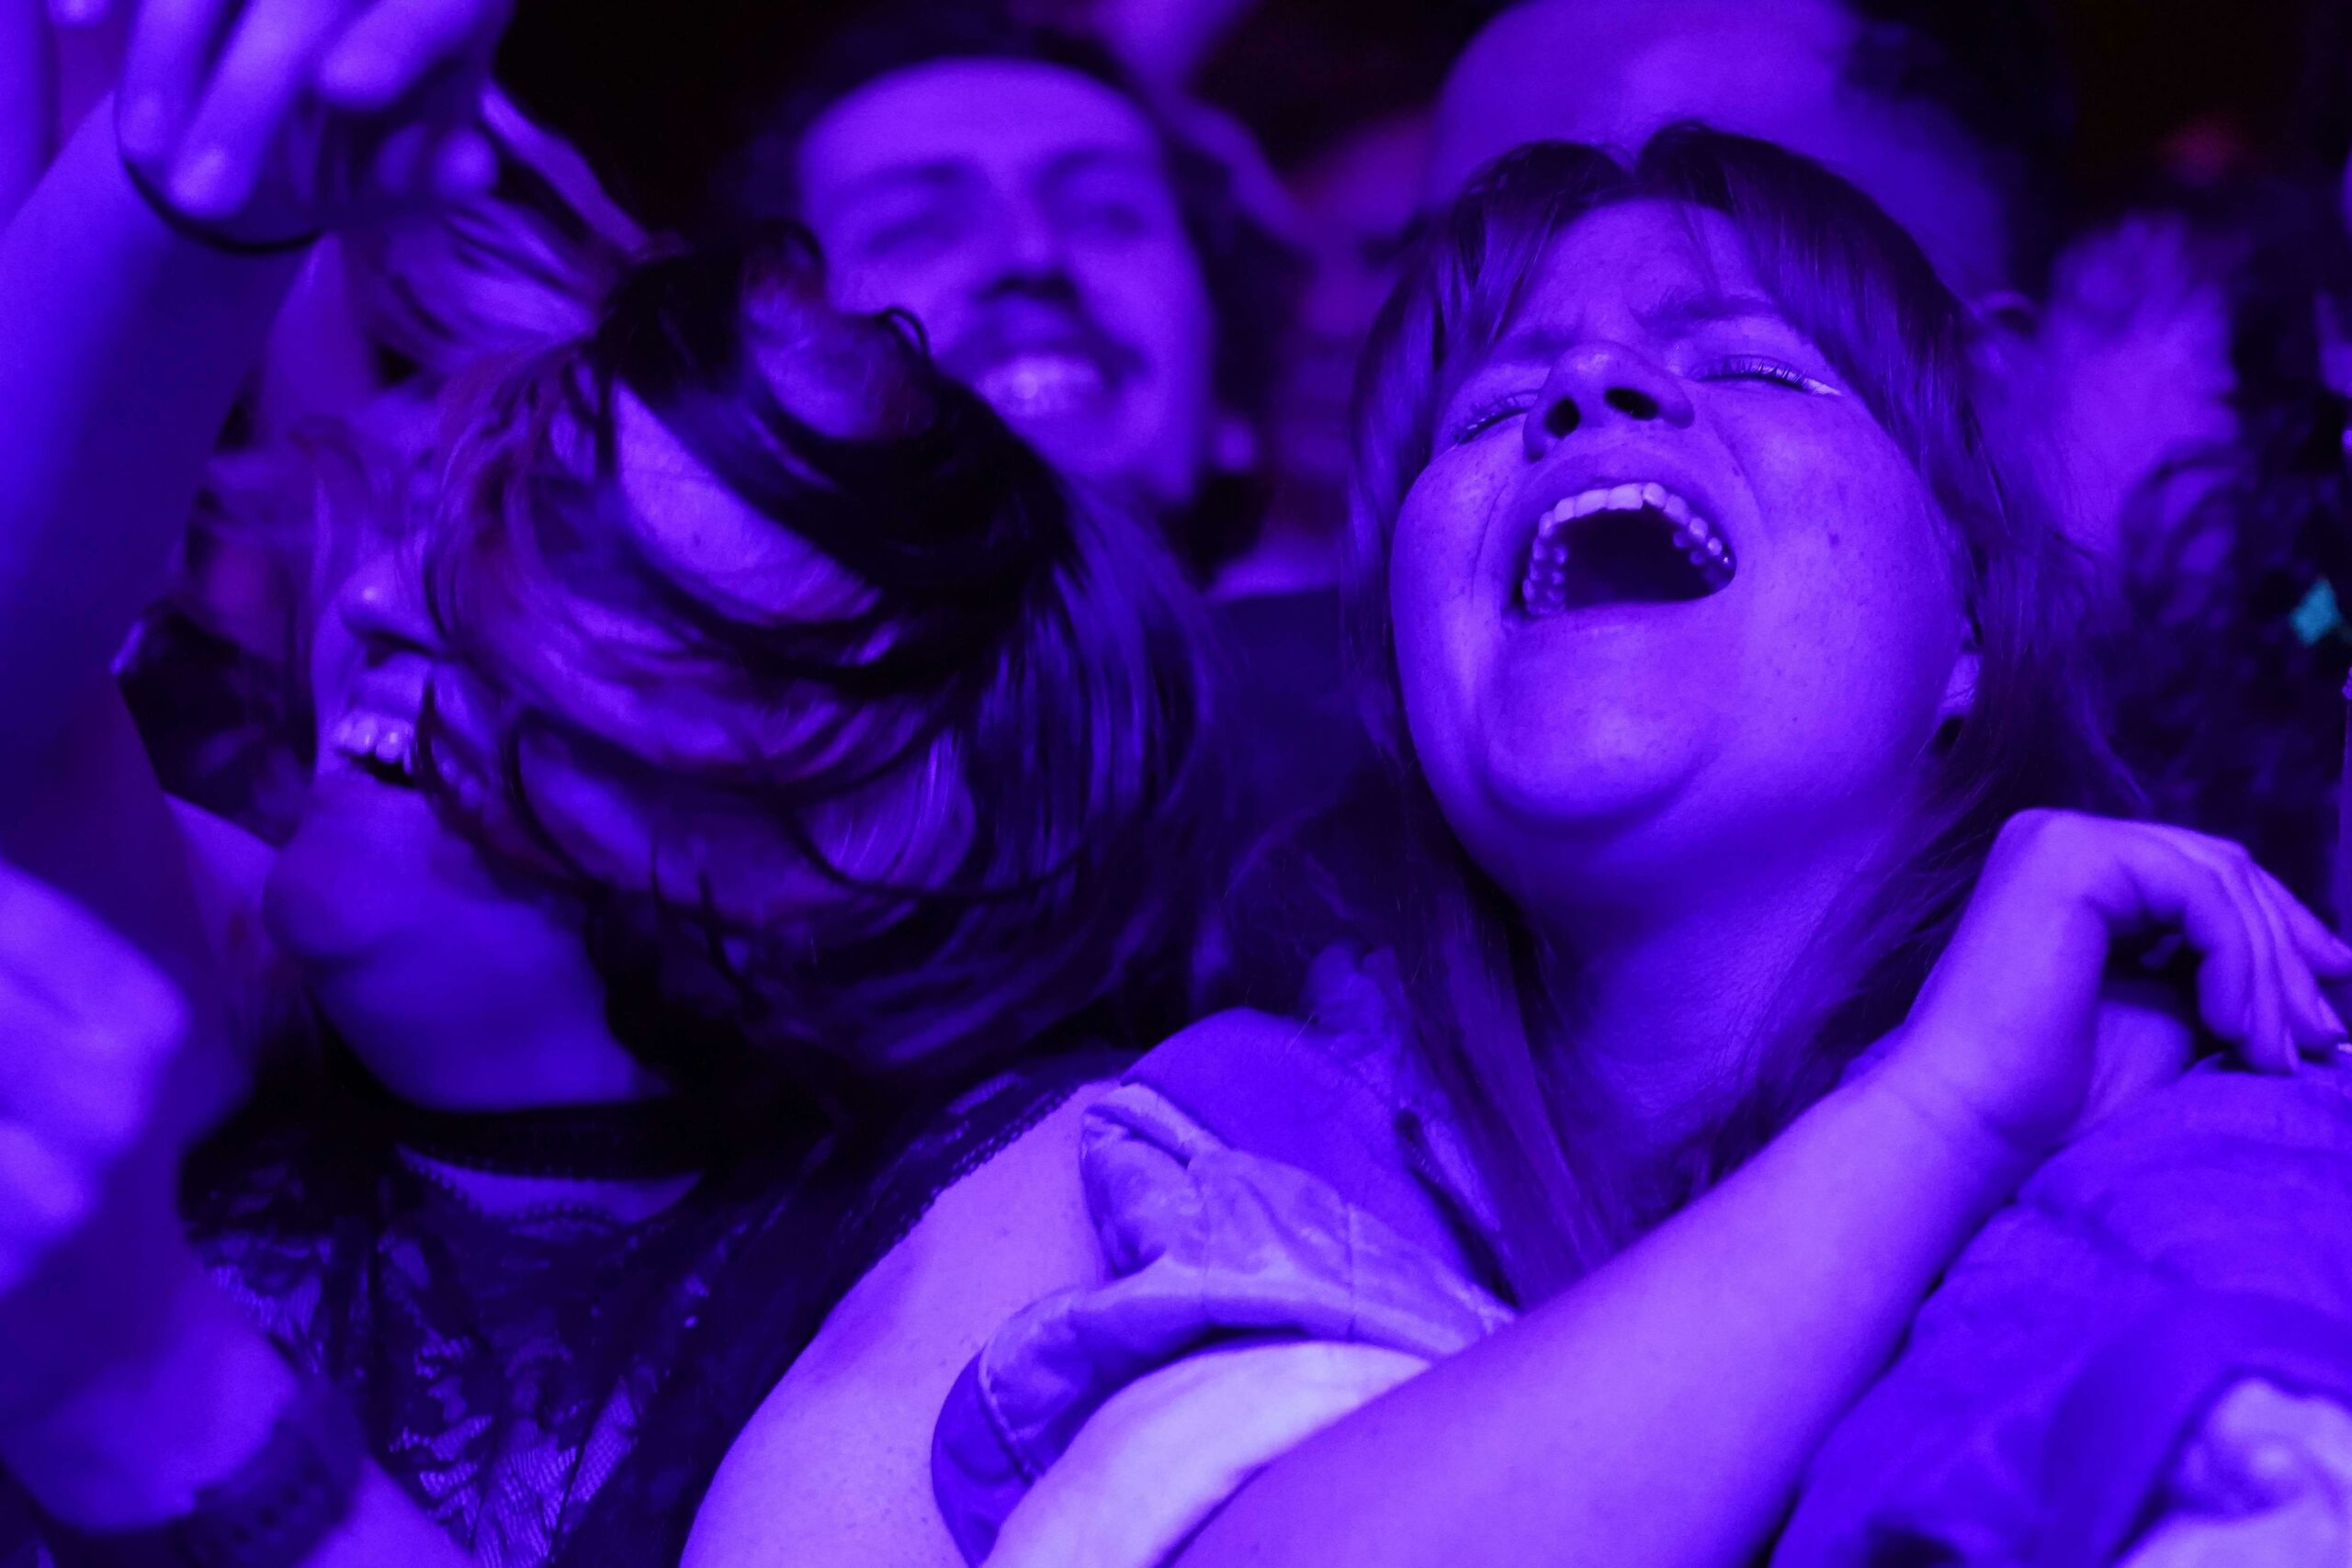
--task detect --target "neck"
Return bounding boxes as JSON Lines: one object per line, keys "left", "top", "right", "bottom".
{"left": 1525, "top": 830, "right": 1889, "bottom": 1158}
{"left": 312, "top": 964, "right": 668, "bottom": 1113}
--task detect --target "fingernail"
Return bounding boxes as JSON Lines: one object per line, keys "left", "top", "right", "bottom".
{"left": 119, "top": 96, "right": 167, "bottom": 157}
{"left": 170, "top": 148, "right": 232, "bottom": 213}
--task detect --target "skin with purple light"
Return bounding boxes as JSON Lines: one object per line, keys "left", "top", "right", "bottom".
{"left": 797, "top": 59, "right": 1236, "bottom": 535}
{"left": 1401, "top": 204, "right": 1971, "bottom": 1012}
{"left": 673, "top": 140, "right": 2352, "bottom": 1568}
{"left": 0, "top": 2, "right": 1198, "bottom": 1563}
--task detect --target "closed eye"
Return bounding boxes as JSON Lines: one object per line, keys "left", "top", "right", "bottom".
{"left": 1448, "top": 392, "right": 1537, "bottom": 444}
{"left": 1694, "top": 355, "right": 1838, "bottom": 395}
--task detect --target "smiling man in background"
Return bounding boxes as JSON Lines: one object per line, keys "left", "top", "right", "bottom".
{"left": 719, "top": 10, "right": 1377, "bottom": 848}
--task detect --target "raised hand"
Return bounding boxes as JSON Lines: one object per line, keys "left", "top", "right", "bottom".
{"left": 1880, "top": 811, "right": 2352, "bottom": 1165}
{"left": 0, "top": 856, "right": 201, "bottom": 1422}
{"left": 61, "top": 0, "right": 512, "bottom": 241}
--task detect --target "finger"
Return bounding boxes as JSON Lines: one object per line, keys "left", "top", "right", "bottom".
{"left": 0, "top": 1122, "right": 89, "bottom": 1295}
{"left": 0, "top": 965, "right": 182, "bottom": 1156}
{"left": 0, "top": 864, "right": 184, "bottom": 1019}
{"left": 315, "top": 0, "right": 505, "bottom": 110}
{"left": 167, "top": 0, "right": 349, "bottom": 217}
{"left": 2102, "top": 833, "right": 2268, "bottom": 1063}
{"left": 2237, "top": 862, "right": 2317, "bottom": 1060}
{"left": 2246, "top": 874, "right": 2352, "bottom": 1053}
{"left": 48, "top": 0, "right": 112, "bottom": 27}
{"left": 426, "top": 119, "right": 496, "bottom": 204}
{"left": 2258, "top": 867, "right": 2352, "bottom": 979}
{"left": 2164, "top": 829, "right": 2352, "bottom": 1051}
{"left": 2165, "top": 834, "right": 2320, "bottom": 1057}
{"left": 117, "top": 0, "right": 236, "bottom": 163}
{"left": 362, "top": 117, "right": 440, "bottom": 203}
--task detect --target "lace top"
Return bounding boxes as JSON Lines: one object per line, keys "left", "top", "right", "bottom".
{"left": 5, "top": 1046, "right": 1117, "bottom": 1568}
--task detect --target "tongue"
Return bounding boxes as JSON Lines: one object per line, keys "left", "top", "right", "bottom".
{"left": 1530, "top": 508, "right": 1715, "bottom": 615}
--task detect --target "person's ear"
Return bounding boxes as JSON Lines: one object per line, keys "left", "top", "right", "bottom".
{"left": 1973, "top": 289, "right": 2041, "bottom": 340}
{"left": 1936, "top": 620, "right": 1980, "bottom": 745}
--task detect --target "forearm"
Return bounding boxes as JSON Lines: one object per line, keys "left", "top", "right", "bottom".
{"left": 0, "top": 1265, "right": 467, "bottom": 1566}
{"left": 0, "top": 97, "right": 302, "bottom": 791}
{"left": 1177, "top": 1069, "right": 2030, "bottom": 1568}
{"left": 0, "top": 0, "right": 51, "bottom": 221}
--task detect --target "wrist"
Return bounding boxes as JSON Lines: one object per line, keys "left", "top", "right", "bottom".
{"left": 0, "top": 1266, "right": 297, "bottom": 1530}
{"left": 1847, "top": 1044, "right": 2046, "bottom": 1213}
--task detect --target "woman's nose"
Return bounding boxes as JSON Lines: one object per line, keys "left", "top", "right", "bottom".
{"left": 1524, "top": 340, "right": 1696, "bottom": 460}
{"left": 332, "top": 544, "right": 437, "bottom": 659}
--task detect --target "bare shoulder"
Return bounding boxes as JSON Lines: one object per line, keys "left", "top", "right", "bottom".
{"left": 683, "top": 1080, "right": 1114, "bottom": 1568}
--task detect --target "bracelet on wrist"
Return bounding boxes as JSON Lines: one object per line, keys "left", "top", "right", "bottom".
{"left": 118, "top": 154, "right": 322, "bottom": 258}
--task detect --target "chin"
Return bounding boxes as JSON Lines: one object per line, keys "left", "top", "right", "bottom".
{"left": 264, "top": 773, "right": 477, "bottom": 965}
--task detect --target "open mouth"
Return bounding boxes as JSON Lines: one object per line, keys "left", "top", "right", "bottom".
{"left": 969, "top": 350, "right": 1118, "bottom": 422}
{"left": 1520, "top": 481, "right": 1737, "bottom": 618}
{"left": 326, "top": 710, "right": 421, "bottom": 791}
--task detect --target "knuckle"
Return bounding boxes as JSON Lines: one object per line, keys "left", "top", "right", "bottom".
{"left": 1996, "top": 807, "right": 2074, "bottom": 858}
{"left": 0, "top": 1128, "right": 94, "bottom": 1238}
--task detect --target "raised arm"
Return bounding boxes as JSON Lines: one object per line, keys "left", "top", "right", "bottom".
{"left": 0, "top": 0, "right": 53, "bottom": 219}
{"left": 0, "top": 108, "right": 294, "bottom": 807}
{"left": 0, "top": 0, "right": 501, "bottom": 821}
{"left": 0, "top": 852, "right": 471, "bottom": 1567}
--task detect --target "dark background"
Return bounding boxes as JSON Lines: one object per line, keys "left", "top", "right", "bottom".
{"left": 492, "top": 0, "right": 2347, "bottom": 231}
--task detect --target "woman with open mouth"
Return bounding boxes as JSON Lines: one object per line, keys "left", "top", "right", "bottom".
{"left": 0, "top": 1, "right": 1215, "bottom": 1563}
{"left": 899, "top": 130, "right": 2352, "bottom": 1568}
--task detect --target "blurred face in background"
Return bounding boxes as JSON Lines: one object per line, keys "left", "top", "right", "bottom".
{"left": 2031, "top": 212, "right": 2238, "bottom": 560}
{"left": 1272, "top": 111, "right": 1431, "bottom": 519}
{"left": 1427, "top": 0, "right": 2015, "bottom": 303}
{"left": 797, "top": 59, "right": 1224, "bottom": 522}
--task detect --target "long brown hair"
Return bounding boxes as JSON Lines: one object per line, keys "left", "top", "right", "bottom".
{"left": 1351, "top": 129, "right": 2138, "bottom": 1301}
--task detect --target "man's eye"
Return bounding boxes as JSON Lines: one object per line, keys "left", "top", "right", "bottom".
{"left": 1694, "top": 355, "right": 1838, "bottom": 394}
{"left": 856, "top": 213, "right": 958, "bottom": 259}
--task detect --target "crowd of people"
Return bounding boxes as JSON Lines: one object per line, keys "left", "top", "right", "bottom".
{"left": 0, "top": 0, "right": 2348, "bottom": 1564}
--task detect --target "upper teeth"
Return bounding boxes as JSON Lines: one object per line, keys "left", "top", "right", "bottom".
{"left": 328, "top": 711, "right": 416, "bottom": 777}
{"left": 1532, "top": 482, "right": 1720, "bottom": 553}
{"left": 975, "top": 354, "right": 1108, "bottom": 421}
{"left": 1521, "top": 479, "right": 1736, "bottom": 615}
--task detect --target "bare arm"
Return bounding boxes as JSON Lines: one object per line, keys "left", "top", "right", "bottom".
{"left": 0, "top": 0, "right": 52, "bottom": 220}
{"left": 683, "top": 1087, "right": 1113, "bottom": 1568}
{"left": 1171, "top": 1071, "right": 2019, "bottom": 1568}
{"left": 1178, "top": 813, "right": 2351, "bottom": 1568}
{"left": 0, "top": 854, "right": 469, "bottom": 1566}
{"left": 0, "top": 100, "right": 303, "bottom": 820}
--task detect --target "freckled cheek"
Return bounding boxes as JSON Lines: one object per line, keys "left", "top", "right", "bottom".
{"left": 1391, "top": 479, "right": 1504, "bottom": 706}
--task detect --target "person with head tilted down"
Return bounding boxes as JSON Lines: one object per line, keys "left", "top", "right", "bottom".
{"left": 910, "top": 134, "right": 2352, "bottom": 1567}
{"left": 0, "top": 1, "right": 1217, "bottom": 1564}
